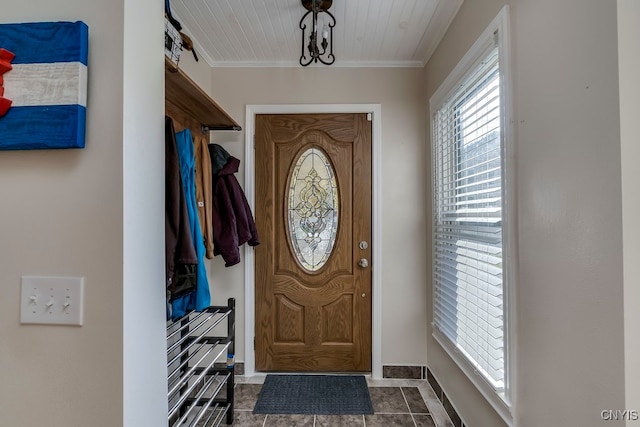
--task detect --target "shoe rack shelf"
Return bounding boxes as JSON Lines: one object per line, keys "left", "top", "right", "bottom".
{"left": 167, "top": 298, "right": 236, "bottom": 427}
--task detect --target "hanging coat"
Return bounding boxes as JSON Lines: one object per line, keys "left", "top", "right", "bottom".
{"left": 164, "top": 117, "right": 197, "bottom": 302}
{"left": 209, "top": 144, "right": 259, "bottom": 267}
{"left": 172, "top": 128, "right": 211, "bottom": 319}
{"left": 194, "top": 134, "right": 214, "bottom": 259}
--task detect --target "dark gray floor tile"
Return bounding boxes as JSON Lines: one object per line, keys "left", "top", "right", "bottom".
{"left": 315, "top": 414, "right": 365, "bottom": 426}
{"left": 234, "top": 384, "right": 262, "bottom": 411}
{"left": 413, "top": 414, "right": 437, "bottom": 426}
{"left": 227, "top": 380, "right": 447, "bottom": 426}
{"left": 364, "top": 413, "right": 415, "bottom": 426}
{"left": 402, "top": 387, "right": 429, "bottom": 414}
{"left": 368, "top": 387, "right": 410, "bottom": 413}
{"left": 263, "top": 414, "right": 314, "bottom": 426}
{"left": 230, "top": 410, "right": 267, "bottom": 426}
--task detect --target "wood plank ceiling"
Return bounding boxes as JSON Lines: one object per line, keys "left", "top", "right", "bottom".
{"left": 170, "top": 0, "right": 463, "bottom": 67}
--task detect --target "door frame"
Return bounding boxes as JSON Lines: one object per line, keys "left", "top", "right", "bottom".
{"left": 243, "top": 104, "right": 382, "bottom": 379}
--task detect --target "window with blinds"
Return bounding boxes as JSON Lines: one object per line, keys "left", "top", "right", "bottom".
{"left": 431, "top": 41, "right": 506, "bottom": 392}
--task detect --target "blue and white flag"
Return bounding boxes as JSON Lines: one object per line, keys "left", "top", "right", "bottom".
{"left": 0, "top": 21, "right": 88, "bottom": 150}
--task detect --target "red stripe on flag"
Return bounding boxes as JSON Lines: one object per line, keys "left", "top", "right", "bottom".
{"left": 0, "top": 48, "right": 15, "bottom": 62}
{"left": 0, "top": 48, "right": 13, "bottom": 117}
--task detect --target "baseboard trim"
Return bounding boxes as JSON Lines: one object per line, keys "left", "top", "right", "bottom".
{"left": 382, "top": 365, "right": 427, "bottom": 380}
{"left": 427, "top": 367, "right": 466, "bottom": 427}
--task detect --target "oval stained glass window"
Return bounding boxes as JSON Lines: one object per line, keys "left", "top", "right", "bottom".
{"left": 287, "top": 148, "right": 339, "bottom": 272}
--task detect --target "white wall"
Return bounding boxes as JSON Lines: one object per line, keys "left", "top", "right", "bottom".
{"left": 200, "top": 67, "right": 429, "bottom": 368}
{"left": 122, "top": 0, "right": 167, "bottom": 425}
{"left": 618, "top": 0, "right": 640, "bottom": 418}
{"left": 514, "top": 1, "right": 624, "bottom": 425}
{"left": 0, "top": 3, "right": 124, "bottom": 426}
{"left": 176, "top": 45, "right": 212, "bottom": 95}
{"left": 0, "top": 1, "right": 166, "bottom": 426}
{"left": 425, "top": 1, "right": 626, "bottom": 426}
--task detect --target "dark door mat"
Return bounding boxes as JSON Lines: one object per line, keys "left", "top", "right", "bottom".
{"left": 253, "top": 374, "right": 374, "bottom": 415}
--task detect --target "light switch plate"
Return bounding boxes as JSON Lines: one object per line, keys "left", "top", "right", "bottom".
{"left": 20, "top": 276, "right": 84, "bottom": 326}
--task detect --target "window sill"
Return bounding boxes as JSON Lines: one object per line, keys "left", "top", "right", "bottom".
{"left": 433, "top": 330, "right": 514, "bottom": 426}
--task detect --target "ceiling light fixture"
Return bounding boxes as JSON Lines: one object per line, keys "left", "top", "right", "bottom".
{"left": 299, "top": 0, "right": 335, "bottom": 66}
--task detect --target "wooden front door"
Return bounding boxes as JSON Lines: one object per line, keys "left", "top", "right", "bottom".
{"left": 255, "top": 113, "right": 372, "bottom": 372}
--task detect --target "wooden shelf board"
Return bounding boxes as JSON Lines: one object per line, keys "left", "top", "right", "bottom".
{"left": 165, "top": 57, "right": 241, "bottom": 131}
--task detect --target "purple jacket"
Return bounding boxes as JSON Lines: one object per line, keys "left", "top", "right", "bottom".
{"left": 211, "top": 153, "right": 259, "bottom": 267}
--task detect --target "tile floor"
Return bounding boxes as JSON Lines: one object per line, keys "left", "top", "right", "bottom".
{"left": 220, "top": 377, "right": 455, "bottom": 427}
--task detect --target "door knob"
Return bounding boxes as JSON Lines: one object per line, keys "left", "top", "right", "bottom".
{"left": 358, "top": 258, "right": 369, "bottom": 268}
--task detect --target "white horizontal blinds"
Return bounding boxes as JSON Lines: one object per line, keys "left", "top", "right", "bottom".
{"left": 433, "top": 43, "right": 505, "bottom": 390}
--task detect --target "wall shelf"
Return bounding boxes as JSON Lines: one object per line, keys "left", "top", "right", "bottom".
{"left": 165, "top": 57, "right": 241, "bottom": 132}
